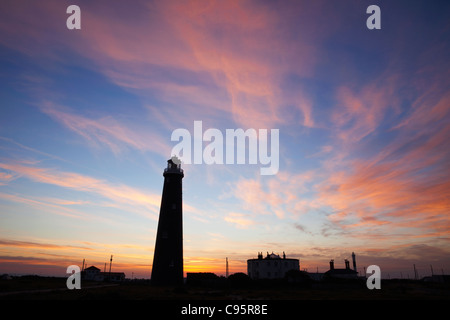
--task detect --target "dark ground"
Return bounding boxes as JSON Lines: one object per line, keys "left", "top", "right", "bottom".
{"left": 1, "top": 277, "right": 447, "bottom": 318}
{"left": 1, "top": 276, "right": 449, "bottom": 300}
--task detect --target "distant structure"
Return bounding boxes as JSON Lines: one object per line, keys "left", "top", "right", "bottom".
{"left": 186, "top": 272, "right": 220, "bottom": 286}
{"left": 247, "top": 251, "right": 299, "bottom": 280}
{"left": 82, "top": 265, "right": 125, "bottom": 282}
{"left": 151, "top": 157, "right": 184, "bottom": 285}
{"left": 352, "top": 252, "right": 357, "bottom": 273}
{"left": 324, "top": 258, "right": 358, "bottom": 280}
{"left": 226, "top": 257, "right": 229, "bottom": 278}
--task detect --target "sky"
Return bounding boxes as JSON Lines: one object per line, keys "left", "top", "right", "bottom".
{"left": 0, "top": 0, "right": 449, "bottom": 280}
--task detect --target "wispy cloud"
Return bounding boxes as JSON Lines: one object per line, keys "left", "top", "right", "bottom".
{"left": 229, "top": 170, "right": 316, "bottom": 220}
{"left": 151, "top": 0, "right": 323, "bottom": 129}
{"left": 0, "top": 239, "right": 92, "bottom": 251}
{"left": 40, "top": 102, "right": 170, "bottom": 157}
{"left": 0, "top": 192, "right": 89, "bottom": 219}
{"left": 333, "top": 83, "right": 393, "bottom": 144}
{"left": 0, "top": 0, "right": 323, "bottom": 130}
{"left": 224, "top": 212, "right": 255, "bottom": 229}
{"left": 319, "top": 76, "right": 450, "bottom": 241}
{"left": 0, "top": 160, "right": 162, "bottom": 218}
{"left": 0, "top": 171, "right": 19, "bottom": 185}
{"left": 0, "top": 238, "right": 154, "bottom": 277}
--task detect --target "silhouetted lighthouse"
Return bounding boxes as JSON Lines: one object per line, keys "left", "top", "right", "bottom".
{"left": 151, "top": 156, "right": 184, "bottom": 285}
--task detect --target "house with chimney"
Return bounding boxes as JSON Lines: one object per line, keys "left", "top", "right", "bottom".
{"left": 324, "top": 254, "right": 358, "bottom": 280}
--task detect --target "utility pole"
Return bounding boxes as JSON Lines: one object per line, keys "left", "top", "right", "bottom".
{"left": 226, "top": 257, "right": 229, "bottom": 278}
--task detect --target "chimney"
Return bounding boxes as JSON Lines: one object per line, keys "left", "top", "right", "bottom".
{"left": 329, "top": 259, "right": 334, "bottom": 270}
{"left": 345, "top": 259, "right": 350, "bottom": 269}
{"left": 352, "top": 252, "right": 357, "bottom": 272}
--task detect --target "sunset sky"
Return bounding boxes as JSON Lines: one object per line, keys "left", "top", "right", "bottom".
{"left": 1, "top": 0, "right": 449, "bottom": 279}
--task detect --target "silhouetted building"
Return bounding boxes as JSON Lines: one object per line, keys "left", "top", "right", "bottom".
{"left": 324, "top": 258, "right": 357, "bottom": 280}
{"left": 186, "top": 272, "right": 221, "bottom": 286}
{"left": 82, "top": 265, "right": 125, "bottom": 282}
{"left": 247, "top": 251, "right": 299, "bottom": 280}
{"left": 83, "top": 266, "right": 102, "bottom": 281}
{"left": 151, "top": 157, "right": 184, "bottom": 285}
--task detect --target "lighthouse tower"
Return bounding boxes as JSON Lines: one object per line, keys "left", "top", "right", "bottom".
{"left": 151, "top": 156, "right": 184, "bottom": 285}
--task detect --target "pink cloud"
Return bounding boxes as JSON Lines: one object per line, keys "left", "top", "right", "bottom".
{"left": 0, "top": 0, "right": 329, "bottom": 132}
{"left": 0, "top": 161, "right": 162, "bottom": 217}
{"left": 0, "top": 171, "right": 18, "bottom": 185}
{"left": 0, "top": 239, "right": 92, "bottom": 251}
{"left": 0, "top": 192, "right": 89, "bottom": 219}
{"left": 230, "top": 170, "right": 316, "bottom": 220}
{"left": 40, "top": 102, "right": 171, "bottom": 157}
{"left": 318, "top": 83, "right": 450, "bottom": 241}
{"left": 333, "top": 83, "right": 393, "bottom": 144}
{"left": 224, "top": 212, "right": 255, "bottom": 229}
{"left": 158, "top": 0, "right": 320, "bottom": 129}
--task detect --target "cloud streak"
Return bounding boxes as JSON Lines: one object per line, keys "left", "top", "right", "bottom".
{"left": 0, "top": 239, "right": 92, "bottom": 251}
{"left": 0, "top": 0, "right": 323, "bottom": 130}
{"left": 229, "top": 170, "right": 316, "bottom": 220}
{"left": 318, "top": 73, "right": 450, "bottom": 241}
{"left": 40, "top": 102, "right": 171, "bottom": 157}
{"left": 0, "top": 160, "right": 162, "bottom": 218}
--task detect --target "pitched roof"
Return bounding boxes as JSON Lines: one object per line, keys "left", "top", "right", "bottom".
{"left": 84, "top": 266, "right": 101, "bottom": 271}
